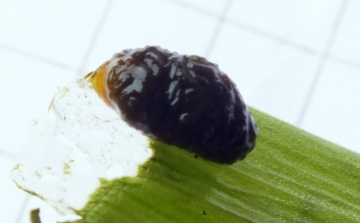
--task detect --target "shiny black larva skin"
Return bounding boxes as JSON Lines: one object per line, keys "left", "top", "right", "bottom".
{"left": 107, "top": 46, "right": 258, "bottom": 164}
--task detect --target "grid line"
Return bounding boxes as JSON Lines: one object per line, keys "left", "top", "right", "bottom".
{"left": 166, "top": 0, "right": 220, "bottom": 18}
{"left": 77, "top": 0, "right": 114, "bottom": 76}
{"left": 15, "top": 194, "right": 30, "bottom": 223}
{"left": 0, "top": 43, "right": 78, "bottom": 72}
{"left": 1, "top": 1, "right": 360, "bottom": 76}
{"left": 0, "top": 150, "right": 17, "bottom": 159}
{"left": 205, "top": 0, "right": 233, "bottom": 57}
{"left": 328, "top": 55, "right": 360, "bottom": 70}
{"left": 166, "top": 0, "right": 360, "bottom": 73}
{"left": 225, "top": 18, "right": 319, "bottom": 56}
{"left": 296, "top": 0, "right": 349, "bottom": 127}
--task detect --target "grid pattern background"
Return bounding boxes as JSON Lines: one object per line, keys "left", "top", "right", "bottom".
{"left": 1, "top": 0, "right": 360, "bottom": 222}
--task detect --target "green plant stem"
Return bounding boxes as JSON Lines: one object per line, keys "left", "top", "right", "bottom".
{"left": 65, "top": 108, "right": 360, "bottom": 223}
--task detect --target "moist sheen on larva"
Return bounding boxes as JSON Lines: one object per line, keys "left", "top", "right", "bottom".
{"left": 97, "top": 46, "right": 258, "bottom": 164}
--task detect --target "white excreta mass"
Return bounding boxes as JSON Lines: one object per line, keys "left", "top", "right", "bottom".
{"left": 11, "top": 78, "right": 153, "bottom": 221}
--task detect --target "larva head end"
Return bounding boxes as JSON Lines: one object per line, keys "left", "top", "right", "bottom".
{"left": 85, "top": 61, "right": 112, "bottom": 108}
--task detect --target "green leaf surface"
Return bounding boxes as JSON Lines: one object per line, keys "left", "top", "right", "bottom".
{"left": 65, "top": 108, "right": 360, "bottom": 223}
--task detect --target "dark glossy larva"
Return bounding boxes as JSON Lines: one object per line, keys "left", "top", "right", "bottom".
{"left": 94, "top": 46, "right": 258, "bottom": 164}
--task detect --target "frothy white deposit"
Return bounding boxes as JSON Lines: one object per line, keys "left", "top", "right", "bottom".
{"left": 11, "top": 78, "right": 153, "bottom": 221}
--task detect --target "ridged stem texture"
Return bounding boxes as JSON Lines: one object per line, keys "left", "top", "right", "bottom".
{"left": 64, "top": 108, "right": 360, "bottom": 223}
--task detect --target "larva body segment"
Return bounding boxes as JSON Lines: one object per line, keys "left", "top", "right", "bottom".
{"left": 89, "top": 46, "right": 258, "bottom": 164}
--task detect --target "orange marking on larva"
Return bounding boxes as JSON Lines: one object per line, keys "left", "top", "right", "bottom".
{"left": 87, "top": 61, "right": 113, "bottom": 108}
